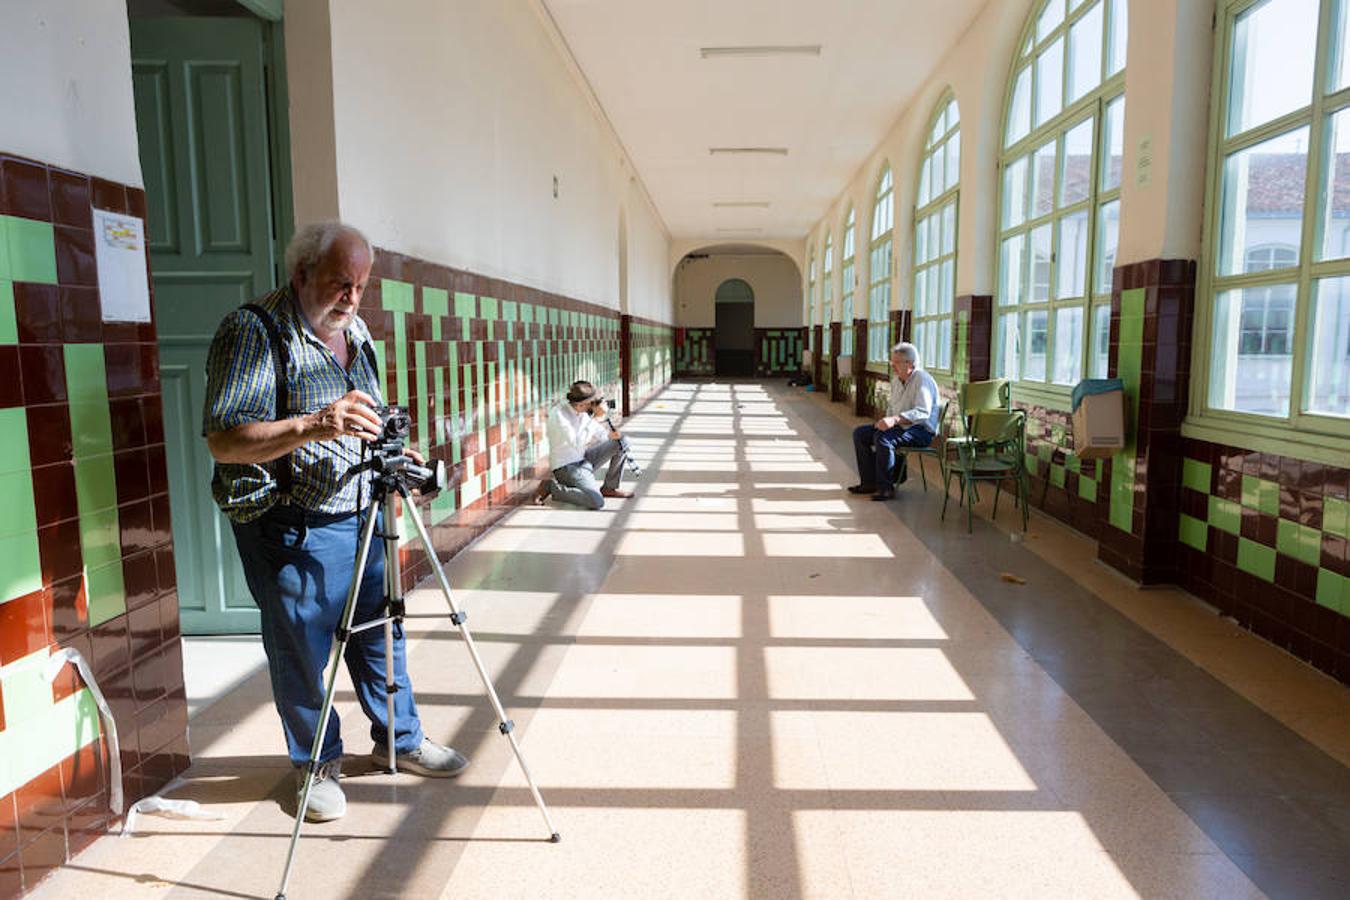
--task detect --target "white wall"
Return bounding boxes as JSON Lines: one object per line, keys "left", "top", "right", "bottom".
{"left": 674, "top": 254, "right": 802, "bottom": 328}
{"left": 288, "top": 0, "right": 672, "bottom": 321}
{"left": 0, "top": 0, "right": 142, "bottom": 186}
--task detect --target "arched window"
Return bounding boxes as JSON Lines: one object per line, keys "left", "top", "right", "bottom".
{"left": 822, "top": 231, "right": 834, "bottom": 333}
{"left": 1201, "top": 0, "right": 1350, "bottom": 432}
{"left": 868, "top": 164, "right": 895, "bottom": 362}
{"left": 807, "top": 246, "right": 816, "bottom": 348}
{"left": 841, "top": 206, "right": 857, "bottom": 356}
{"left": 914, "top": 94, "right": 960, "bottom": 372}
{"left": 996, "top": 0, "right": 1127, "bottom": 389}
{"left": 715, "top": 278, "right": 755, "bottom": 304}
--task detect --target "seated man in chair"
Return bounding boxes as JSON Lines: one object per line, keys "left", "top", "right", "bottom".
{"left": 848, "top": 342, "right": 939, "bottom": 501}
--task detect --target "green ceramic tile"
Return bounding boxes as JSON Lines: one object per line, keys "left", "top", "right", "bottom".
{"left": 0, "top": 470, "right": 37, "bottom": 539}
{"left": 86, "top": 559, "right": 126, "bottom": 626}
{"left": 1240, "top": 475, "right": 1260, "bottom": 509}
{"left": 415, "top": 341, "right": 429, "bottom": 458}
{"left": 393, "top": 315, "right": 408, "bottom": 405}
{"left": 454, "top": 292, "right": 476, "bottom": 319}
{"left": 75, "top": 454, "right": 119, "bottom": 514}
{"left": 1237, "top": 537, "right": 1276, "bottom": 582}
{"left": 0, "top": 530, "right": 42, "bottom": 603}
{"left": 1316, "top": 569, "right": 1345, "bottom": 613}
{"left": 1078, "top": 475, "right": 1097, "bottom": 502}
{"left": 1324, "top": 497, "right": 1350, "bottom": 540}
{"left": 1179, "top": 514, "right": 1208, "bottom": 551}
{"left": 0, "top": 407, "right": 32, "bottom": 475}
{"left": 0, "top": 652, "right": 60, "bottom": 732}
{"left": 64, "top": 343, "right": 110, "bottom": 405}
{"left": 1209, "top": 495, "right": 1242, "bottom": 535}
{"left": 0, "top": 280, "right": 16, "bottom": 345}
{"left": 69, "top": 401, "right": 114, "bottom": 459}
{"left": 1276, "top": 519, "right": 1321, "bottom": 566}
{"left": 380, "top": 278, "right": 414, "bottom": 313}
{"left": 1050, "top": 464, "right": 1066, "bottom": 489}
{"left": 4, "top": 216, "right": 57, "bottom": 284}
{"left": 0, "top": 687, "right": 100, "bottom": 798}
{"left": 0, "top": 218, "right": 10, "bottom": 279}
{"left": 1182, "top": 459, "right": 1211, "bottom": 494}
{"left": 480, "top": 296, "right": 498, "bottom": 321}
{"left": 422, "top": 286, "right": 449, "bottom": 318}
{"left": 502, "top": 300, "right": 517, "bottom": 321}
{"left": 1257, "top": 479, "right": 1278, "bottom": 516}
{"left": 79, "top": 506, "right": 121, "bottom": 571}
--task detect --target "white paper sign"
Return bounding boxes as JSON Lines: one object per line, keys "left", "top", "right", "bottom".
{"left": 93, "top": 209, "right": 151, "bottom": 322}
{"left": 1135, "top": 135, "right": 1153, "bottom": 187}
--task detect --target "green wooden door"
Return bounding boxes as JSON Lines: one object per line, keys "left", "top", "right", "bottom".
{"left": 132, "top": 17, "right": 279, "bottom": 633}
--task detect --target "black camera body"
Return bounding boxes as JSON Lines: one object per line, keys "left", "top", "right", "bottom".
{"left": 376, "top": 405, "right": 412, "bottom": 442}
{"left": 368, "top": 404, "right": 445, "bottom": 497}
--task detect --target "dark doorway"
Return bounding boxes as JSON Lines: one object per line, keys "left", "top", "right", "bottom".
{"left": 714, "top": 278, "right": 754, "bottom": 376}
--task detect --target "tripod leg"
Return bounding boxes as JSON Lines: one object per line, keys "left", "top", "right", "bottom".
{"left": 382, "top": 493, "right": 400, "bottom": 774}
{"left": 275, "top": 498, "right": 384, "bottom": 900}
{"left": 399, "top": 489, "right": 562, "bottom": 843}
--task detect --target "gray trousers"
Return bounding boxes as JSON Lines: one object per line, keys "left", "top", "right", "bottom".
{"left": 548, "top": 439, "right": 627, "bottom": 509}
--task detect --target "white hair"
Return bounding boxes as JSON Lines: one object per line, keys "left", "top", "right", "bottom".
{"left": 284, "top": 222, "right": 374, "bottom": 281}
{"left": 891, "top": 341, "right": 920, "bottom": 365}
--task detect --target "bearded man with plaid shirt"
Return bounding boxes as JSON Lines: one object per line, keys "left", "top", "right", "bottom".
{"left": 203, "top": 222, "right": 468, "bottom": 823}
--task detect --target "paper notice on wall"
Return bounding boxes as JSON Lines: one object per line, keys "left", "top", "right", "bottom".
{"left": 93, "top": 209, "right": 151, "bottom": 322}
{"left": 1135, "top": 135, "right": 1153, "bottom": 187}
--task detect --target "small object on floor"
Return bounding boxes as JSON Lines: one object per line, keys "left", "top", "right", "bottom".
{"left": 299, "top": 759, "right": 345, "bottom": 822}
{"left": 871, "top": 490, "right": 895, "bottom": 502}
{"left": 372, "top": 737, "right": 470, "bottom": 778}
{"left": 601, "top": 488, "right": 633, "bottom": 499}
{"left": 847, "top": 483, "right": 877, "bottom": 495}
{"left": 999, "top": 572, "right": 1027, "bottom": 584}
{"left": 531, "top": 482, "right": 551, "bottom": 506}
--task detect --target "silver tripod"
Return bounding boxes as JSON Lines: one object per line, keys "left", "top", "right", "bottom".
{"left": 275, "top": 448, "right": 560, "bottom": 900}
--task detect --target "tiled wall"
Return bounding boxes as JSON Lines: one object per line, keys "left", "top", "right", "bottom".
{"left": 673, "top": 328, "right": 714, "bottom": 377}
{"left": 0, "top": 154, "right": 185, "bottom": 896}
{"left": 365, "top": 249, "right": 671, "bottom": 589}
{"left": 624, "top": 316, "right": 673, "bottom": 415}
{"left": 754, "top": 328, "right": 803, "bottom": 377}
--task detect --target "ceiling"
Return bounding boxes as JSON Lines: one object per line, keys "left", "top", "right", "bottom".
{"left": 542, "top": 0, "right": 988, "bottom": 242}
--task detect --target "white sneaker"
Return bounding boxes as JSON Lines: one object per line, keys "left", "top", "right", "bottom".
{"left": 297, "top": 758, "right": 346, "bottom": 822}
{"left": 372, "top": 737, "right": 470, "bottom": 777}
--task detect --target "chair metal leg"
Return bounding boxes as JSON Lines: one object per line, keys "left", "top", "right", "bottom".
{"left": 918, "top": 454, "right": 928, "bottom": 492}
{"left": 993, "top": 479, "right": 1003, "bottom": 520}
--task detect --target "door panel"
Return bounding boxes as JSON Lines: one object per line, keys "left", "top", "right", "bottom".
{"left": 132, "top": 17, "right": 277, "bottom": 634}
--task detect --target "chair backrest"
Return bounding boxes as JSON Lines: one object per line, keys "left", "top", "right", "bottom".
{"left": 969, "top": 408, "right": 1025, "bottom": 446}
{"left": 959, "top": 379, "right": 1011, "bottom": 414}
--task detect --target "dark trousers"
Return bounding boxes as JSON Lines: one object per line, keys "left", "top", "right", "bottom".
{"left": 853, "top": 423, "right": 934, "bottom": 487}
{"left": 232, "top": 507, "right": 424, "bottom": 766}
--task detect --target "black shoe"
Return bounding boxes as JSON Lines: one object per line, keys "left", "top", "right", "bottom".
{"left": 872, "top": 489, "right": 896, "bottom": 501}
{"left": 848, "top": 484, "right": 877, "bottom": 495}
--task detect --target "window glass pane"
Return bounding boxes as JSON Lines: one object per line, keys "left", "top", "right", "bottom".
{"left": 1090, "top": 303, "right": 1111, "bottom": 378}
{"left": 1226, "top": 0, "right": 1318, "bottom": 138}
{"left": 1068, "top": 1, "right": 1104, "bottom": 102}
{"left": 1096, "top": 199, "right": 1120, "bottom": 295}
{"left": 928, "top": 215, "right": 942, "bottom": 262}
{"left": 1218, "top": 127, "right": 1309, "bottom": 276}
{"left": 1209, "top": 283, "right": 1297, "bottom": 416}
{"left": 1003, "top": 156, "right": 1029, "bottom": 227}
{"left": 1001, "top": 234, "right": 1027, "bottom": 305}
{"left": 1036, "top": 38, "right": 1065, "bottom": 127}
{"left": 931, "top": 146, "right": 946, "bottom": 202}
{"left": 1107, "top": 0, "right": 1127, "bottom": 76}
{"left": 1338, "top": 1, "right": 1350, "bottom": 92}
{"left": 1008, "top": 66, "right": 1032, "bottom": 147}
{"left": 1102, "top": 95, "right": 1125, "bottom": 191}
{"left": 998, "top": 313, "right": 1022, "bottom": 380}
{"left": 1060, "top": 117, "right": 1095, "bottom": 207}
{"left": 1025, "top": 309, "right": 1050, "bottom": 380}
{"left": 1308, "top": 276, "right": 1350, "bottom": 416}
{"left": 1030, "top": 223, "right": 1054, "bottom": 301}
{"left": 1032, "top": 140, "right": 1057, "bottom": 218}
{"left": 928, "top": 265, "right": 941, "bottom": 316}
{"left": 941, "top": 202, "right": 956, "bottom": 255}
{"left": 1058, "top": 209, "right": 1090, "bottom": 299}
{"left": 1053, "top": 306, "right": 1085, "bottom": 384}
{"left": 1320, "top": 108, "right": 1350, "bottom": 261}
{"left": 939, "top": 317, "right": 953, "bottom": 370}
{"left": 916, "top": 212, "right": 930, "bottom": 263}
{"left": 945, "top": 135, "right": 961, "bottom": 192}
{"left": 1037, "top": 0, "right": 1066, "bottom": 42}
{"left": 940, "top": 259, "right": 954, "bottom": 314}
{"left": 918, "top": 158, "right": 932, "bottom": 207}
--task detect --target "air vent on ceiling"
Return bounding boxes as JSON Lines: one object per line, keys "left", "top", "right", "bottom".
{"left": 700, "top": 45, "right": 822, "bottom": 58}
{"left": 713, "top": 201, "right": 771, "bottom": 208}
{"left": 709, "top": 147, "right": 788, "bottom": 156}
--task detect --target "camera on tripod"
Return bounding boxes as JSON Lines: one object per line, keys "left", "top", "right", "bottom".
{"left": 593, "top": 398, "right": 642, "bottom": 478}
{"left": 368, "top": 404, "right": 446, "bottom": 496}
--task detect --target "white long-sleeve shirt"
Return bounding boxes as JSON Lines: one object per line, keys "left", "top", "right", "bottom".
{"left": 546, "top": 401, "right": 610, "bottom": 470}
{"left": 886, "top": 368, "right": 940, "bottom": 433}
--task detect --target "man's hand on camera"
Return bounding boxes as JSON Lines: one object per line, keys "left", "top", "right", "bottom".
{"left": 308, "top": 390, "right": 382, "bottom": 441}
{"left": 609, "top": 429, "right": 622, "bottom": 440}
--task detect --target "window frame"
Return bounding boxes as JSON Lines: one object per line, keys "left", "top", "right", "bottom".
{"left": 807, "top": 244, "right": 816, "bottom": 353}
{"left": 995, "top": 0, "right": 1127, "bottom": 409}
{"left": 913, "top": 92, "right": 961, "bottom": 374}
{"left": 868, "top": 163, "right": 896, "bottom": 366}
{"left": 822, "top": 229, "right": 834, "bottom": 333}
{"left": 841, "top": 205, "right": 857, "bottom": 357}
{"left": 1186, "top": 0, "right": 1350, "bottom": 464}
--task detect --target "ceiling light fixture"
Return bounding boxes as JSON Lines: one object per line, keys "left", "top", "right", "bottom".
{"left": 713, "top": 201, "right": 771, "bottom": 208}
{"left": 716, "top": 227, "right": 764, "bottom": 233}
{"left": 700, "top": 45, "right": 822, "bottom": 58}
{"left": 709, "top": 147, "right": 788, "bottom": 156}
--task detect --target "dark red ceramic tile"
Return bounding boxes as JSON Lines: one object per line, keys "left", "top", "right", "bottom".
{"left": 14, "top": 282, "right": 61, "bottom": 344}
{"left": 53, "top": 225, "right": 96, "bottom": 287}
{"left": 0, "top": 854, "right": 20, "bottom": 898}
{"left": 88, "top": 619, "right": 130, "bottom": 684}
{"left": 0, "top": 792, "right": 16, "bottom": 866}
{"left": 126, "top": 595, "right": 161, "bottom": 661}
{"left": 37, "top": 515, "right": 83, "bottom": 587}
{"left": 107, "top": 398, "right": 145, "bottom": 451}
{"left": 89, "top": 178, "right": 128, "bottom": 215}
{"left": 15, "top": 766, "right": 64, "bottom": 839}
{"left": 66, "top": 809, "right": 109, "bottom": 859}
{"left": 145, "top": 444, "right": 166, "bottom": 489}
{"left": 160, "top": 637, "right": 185, "bottom": 700}
{"left": 45, "top": 628, "right": 85, "bottom": 705}
{"left": 112, "top": 448, "right": 150, "bottom": 507}
{"left": 1324, "top": 533, "right": 1349, "bottom": 577}
{"left": 138, "top": 344, "right": 159, "bottom": 394}
{"left": 134, "top": 695, "right": 177, "bottom": 753}
{"left": 0, "top": 346, "right": 22, "bottom": 409}
{"left": 141, "top": 396, "right": 164, "bottom": 445}
{"left": 25, "top": 404, "right": 73, "bottom": 466}
{"left": 0, "top": 155, "right": 53, "bottom": 221}
{"left": 1299, "top": 491, "right": 1323, "bottom": 529}
{"left": 102, "top": 344, "right": 139, "bottom": 396}
{"left": 48, "top": 576, "right": 86, "bottom": 641}
{"left": 59, "top": 286, "right": 103, "bottom": 343}
{"left": 154, "top": 548, "right": 176, "bottom": 596}
{"left": 19, "top": 345, "right": 67, "bottom": 403}
{"left": 19, "top": 825, "right": 67, "bottom": 887}
{"left": 101, "top": 321, "right": 140, "bottom": 344}
{"left": 48, "top": 170, "right": 92, "bottom": 231}
{"left": 0, "top": 589, "right": 51, "bottom": 667}
{"left": 30, "top": 462, "right": 75, "bottom": 528}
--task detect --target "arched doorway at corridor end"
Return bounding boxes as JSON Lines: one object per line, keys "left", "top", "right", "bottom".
{"left": 715, "top": 278, "right": 754, "bottom": 376}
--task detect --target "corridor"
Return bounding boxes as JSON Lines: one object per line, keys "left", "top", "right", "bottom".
{"left": 31, "top": 381, "right": 1350, "bottom": 899}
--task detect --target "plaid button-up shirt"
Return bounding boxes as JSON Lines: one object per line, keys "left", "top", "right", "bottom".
{"left": 202, "top": 285, "right": 384, "bottom": 523}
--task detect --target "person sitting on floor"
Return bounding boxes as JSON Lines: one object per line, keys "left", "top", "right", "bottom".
{"left": 533, "top": 380, "right": 633, "bottom": 509}
{"left": 848, "top": 341, "right": 939, "bottom": 501}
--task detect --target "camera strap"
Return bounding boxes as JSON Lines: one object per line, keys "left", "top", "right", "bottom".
{"left": 241, "top": 303, "right": 294, "bottom": 502}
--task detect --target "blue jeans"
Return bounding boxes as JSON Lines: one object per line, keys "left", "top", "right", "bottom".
{"left": 548, "top": 439, "right": 627, "bottom": 509}
{"left": 853, "top": 423, "right": 934, "bottom": 487}
{"left": 232, "top": 506, "right": 424, "bottom": 766}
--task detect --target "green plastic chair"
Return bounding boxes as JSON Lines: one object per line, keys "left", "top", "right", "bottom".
{"left": 946, "top": 379, "right": 1012, "bottom": 504}
{"left": 941, "top": 408, "right": 1029, "bottom": 533}
{"left": 889, "top": 401, "right": 949, "bottom": 492}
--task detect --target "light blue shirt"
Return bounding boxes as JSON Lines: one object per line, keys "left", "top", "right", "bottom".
{"left": 887, "top": 368, "right": 940, "bottom": 433}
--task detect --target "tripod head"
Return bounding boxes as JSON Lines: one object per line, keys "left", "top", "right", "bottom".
{"left": 363, "top": 405, "right": 446, "bottom": 497}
